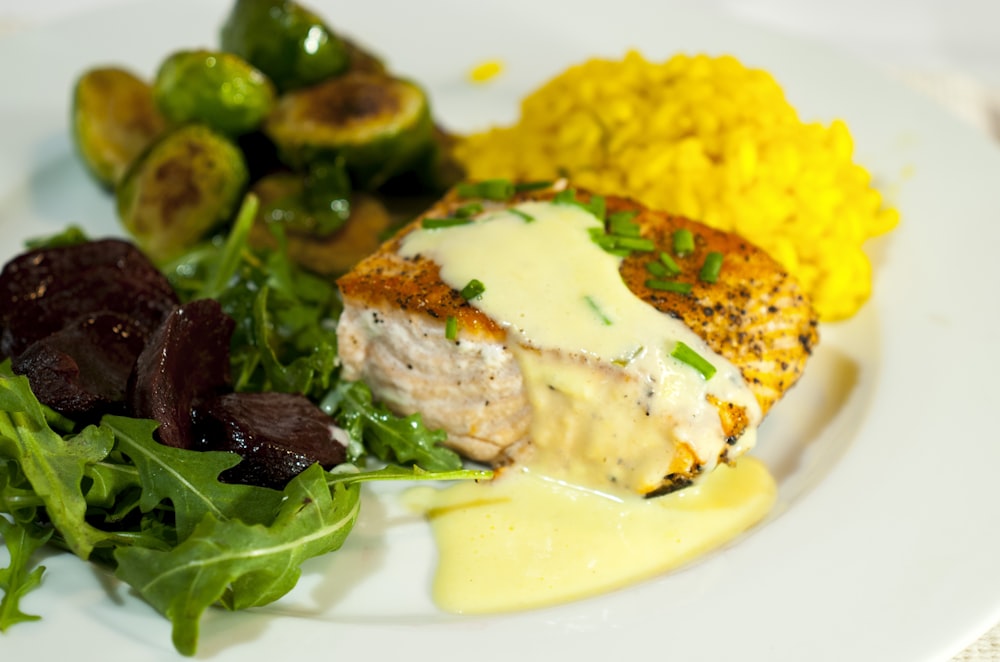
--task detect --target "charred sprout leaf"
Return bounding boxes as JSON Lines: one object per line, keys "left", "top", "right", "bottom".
{"left": 265, "top": 71, "right": 434, "bottom": 190}
{"left": 0, "top": 517, "right": 50, "bottom": 631}
{"left": 114, "top": 464, "right": 361, "bottom": 656}
{"left": 153, "top": 49, "right": 276, "bottom": 136}
{"left": 103, "top": 416, "right": 285, "bottom": 542}
{"left": 322, "top": 380, "right": 462, "bottom": 472}
{"left": 220, "top": 0, "right": 350, "bottom": 93}
{"left": 0, "top": 363, "right": 116, "bottom": 559}
{"left": 248, "top": 163, "right": 351, "bottom": 239}
{"left": 72, "top": 67, "right": 167, "bottom": 187}
{"left": 117, "top": 124, "right": 249, "bottom": 263}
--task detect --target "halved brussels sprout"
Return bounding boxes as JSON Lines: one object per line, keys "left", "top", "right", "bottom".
{"left": 153, "top": 49, "right": 276, "bottom": 135}
{"left": 72, "top": 67, "right": 167, "bottom": 187}
{"left": 220, "top": 0, "right": 350, "bottom": 93}
{"left": 264, "top": 71, "right": 434, "bottom": 190}
{"left": 116, "top": 124, "right": 248, "bottom": 262}
{"left": 248, "top": 159, "right": 352, "bottom": 238}
{"left": 249, "top": 176, "right": 392, "bottom": 276}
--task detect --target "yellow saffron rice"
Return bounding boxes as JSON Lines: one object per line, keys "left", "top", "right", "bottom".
{"left": 454, "top": 51, "right": 899, "bottom": 321}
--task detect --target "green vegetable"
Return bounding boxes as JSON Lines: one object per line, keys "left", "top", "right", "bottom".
{"left": 456, "top": 179, "right": 515, "bottom": 201}
{"left": 153, "top": 49, "right": 276, "bottom": 136}
{"left": 670, "top": 341, "right": 717, "bottom": 380}
{"left": 445, "top": 315, "right": 458, "bottom": 340}
{"left": 321, "top": 381, "right": 463, "bottom": 472}
{"left": 584, "top": 295, "right": 613, "bottom": 326}
{"left": 659, "top": 251, "right": 681, "bottom": 275}
{"left": 672, "top": 228, "right": 695, "bottom": 256}
{"left": 116, "top": 123, "right": 249, "bottom": 263}
{"left": 509, "top": 208, "right": 535, "bottom": 223}
{"left": 265, "top": 71, "right": 434, "bottom": 189}
{"left": 0, "top": 517, "right": 49, "bottom": 632}
{"left": 645, "top": 279, "right": 693, "bottom": 295}
{"left": 71, "top": 67, "right": 167, "bottom": 187}
{"left": 460, "top": 278, "right": 486, "bottom": 300}
{"left": 422, "top": 217, "right": 473, "bottom": 229}
{"left": 220, "top": 0, "right": 350, "bottom": 93}
{"left": 699, "top": 251, "right": 724, "bottom": 283}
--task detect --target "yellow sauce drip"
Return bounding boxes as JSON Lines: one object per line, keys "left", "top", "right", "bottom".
{"left": 404, "top": 457, "right": 775, "bottom": 614}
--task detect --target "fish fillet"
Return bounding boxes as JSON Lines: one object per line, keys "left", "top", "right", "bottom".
{"left": 336, "top": 183, "right": 818, "bottom": 494}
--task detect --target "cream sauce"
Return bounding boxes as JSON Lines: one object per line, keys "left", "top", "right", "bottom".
{"left": 399, "top": 201, "right": 761, "bottom": 493}
{"left": 404, "top": 457, "right": 776, "bottom": 613}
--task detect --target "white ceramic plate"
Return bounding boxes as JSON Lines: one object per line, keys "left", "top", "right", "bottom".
{"left": 2, "top": 1, "right": 999, "bottom": 660}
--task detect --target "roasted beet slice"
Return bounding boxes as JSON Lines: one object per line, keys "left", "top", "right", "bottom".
{"left": 0, "top": 239, "right": 178, "bottom": 358}
{"left": 11, "top": 312, "right": 149, "bottom": 418}
{"left": 193, "top": 391, "right": 347, "bottom": 489}
{"left": 129, "top": 299, "right": 235, "bottom": 449}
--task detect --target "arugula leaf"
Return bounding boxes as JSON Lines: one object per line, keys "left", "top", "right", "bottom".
{"left": 0, "top": 365, "right": 115, "bottom": 559}
{"left": 326, "top": 463, "right": 492, "bottom": 488}
{"left": 0, "top": 517, "right": 50, "bottom": 631}
{"left": 322, "top": 381, "right": 463, "bottom": 472}
{"left": 114, "top": 464, "right": 361, "bottom": 656}
{"left": 103, "top": 416, "right": 285, "bottom": 542}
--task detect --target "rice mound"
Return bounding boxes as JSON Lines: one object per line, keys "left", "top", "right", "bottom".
{"left": 454, "top": 50, "right": 899, "bottom": 321}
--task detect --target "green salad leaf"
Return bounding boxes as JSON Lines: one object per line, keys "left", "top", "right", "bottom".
{"left": 115, "top": 465, "right": 360, "bottom": 656}
{"left": 0, "top": 517, "right": 50, "bottom": 631}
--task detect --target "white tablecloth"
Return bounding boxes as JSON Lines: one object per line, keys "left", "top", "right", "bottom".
{"left": 0, "top": 0, "right": 997, "bottom": 659}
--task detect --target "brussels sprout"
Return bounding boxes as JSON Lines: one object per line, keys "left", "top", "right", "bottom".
{"left": 116, "top": 124, "right": 248, "bottom": 262}
{"left": 342, "top": 36, "right": 386, "bottom": 76}
{"left": 248, "top": 159, "right": 352, "bottom": 238}
{"left": 220, "top": 0, "right": 350, "bottom": 93}
{"left": 249, "top": 176, "right": 392, "bottom": 275}
{"left": 72, "top": 67, "right": 167, "bottom": 187}
{"left": 153, "top": 49, "right": 276, "bottom": 135}
{"left": 264, "top": 71, "right": 434, "bottom": 190}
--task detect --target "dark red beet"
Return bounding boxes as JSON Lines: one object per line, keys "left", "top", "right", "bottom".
{"left": 0, "top": 239, "right": 178, "bottom": 359}
{"left": 193, "top": 391, "right": 347, "bottom": 489}
{"left": 129, "top": 299, "right": 235, "bottom": 449}
{"left": 11, "top": 312, "right": 149, "bottom": 418}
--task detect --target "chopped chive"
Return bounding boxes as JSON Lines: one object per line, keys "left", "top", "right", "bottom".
{"left": 460, "top": 278, "right": 486, "bottom": 300}
{"left": 608, "top": 210, "right": 641, "bottom": 236}
{"left": 457, "top": 179, "right": 515, "bottom": 201}
{"left": 608, "top": 235, "right": 655, "bottom": 252}
{"left": 672, "top": 229, "right": 695, "bottom": 256}
{"left": 422, "top": 217, "right": 474, "bottom": 229}
{"left": 645, "top": 279, "right": 692, "bottom": 295}
{"left": 587, "top": 195, "right": 606, "bottom": 221}
{"left": 509, "top": 208, "right": 535, "bottom": 223}
{"left": 671, "top": 341, "right": 716, "bottom": 380}
{"left": 553, "top": 188, "right": 577, "bottom": 205}
{"left": 454, "top": 202, "right": 484, "bottom": 218}
{"left": 646, "top": 260, "right": 671, "bottom": 278}
{"left": 659, "top": 251, "right": 681, "bottom": 275}
{"left": 514, "top": 180, "right": 553, "bottom": 192}
{"left": 699, "top": 251, "right": 724, "bottom": 283}
{"left": 584, "top": 295, "right": 613, "bottom": 326}
{"left": 445, "top": 315, "right": 458, "bottom": 340}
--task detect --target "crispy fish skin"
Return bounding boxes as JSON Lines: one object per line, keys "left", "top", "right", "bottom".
{"left": 336, "top": 184, "right": 818, "bottom": 492}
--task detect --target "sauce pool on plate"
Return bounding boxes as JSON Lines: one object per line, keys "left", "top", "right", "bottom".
{"left": 404, "top": 457, "right": 775, "bottom": 613}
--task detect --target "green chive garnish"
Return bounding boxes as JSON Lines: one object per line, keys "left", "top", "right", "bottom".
{"left": 445, "top": 315, "right": 458, "bottom": 340}
{"left": 460, "top": 278, "right": 486, "bottom": 300}
{"left": 659, "top": 251, "right": 681, "bottom": 275}
{"left": 454, "top": 202, "right": 484, "bottom": 218}
{"left": 422, "top": 217, "right": 473, "bottom": 229}
{"left": 671, "top": 341, "right": 716, "bottom": 380}
{"left": 457, "top": 179, "right": 515, "bottom": 201}
{"left": 612, "top": 345, "right": 644, "bottom": 366}
{"left": 584, "top": 295, "right": 613, "bottom": 326}
{"left": 514, "top": 180, "right": 553, "bottom": 192}
{"left": 646, "top": 261, "right": 670, "bottom": 278}
{"left": 699, "top": 251, "right": 723, "bottom": 283}
{"left": 645, "top": 279, "right": 692, "bottom": 295}
{"left": 587, "top": 195, "right": 606, "bottom": 221}
{"left": 553, "top": 188, "right": 578, "bottom": 205}
{"left": 608, "top": 210, "right": 641, "bottom": 236}
{"left": 509, "top": 208, "right": 535, "bottom": 223}
{"left": 672, "top": 229, "right": 695, "bottom": 256}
